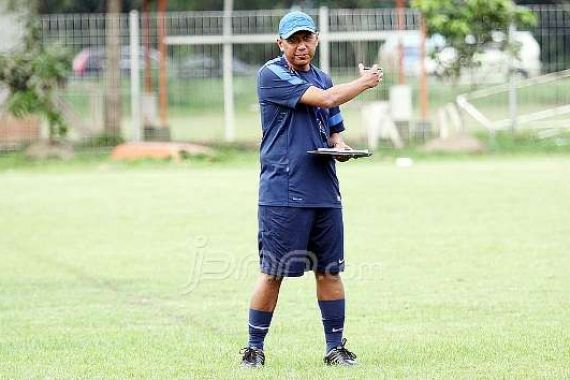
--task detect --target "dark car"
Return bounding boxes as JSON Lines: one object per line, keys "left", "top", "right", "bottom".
{"left": 177, "top": 55, "right": 257, "bottom": 79}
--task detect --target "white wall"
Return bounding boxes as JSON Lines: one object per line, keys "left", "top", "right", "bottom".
{"left": 0, "top": 3, "right": 25, "bottom": 53}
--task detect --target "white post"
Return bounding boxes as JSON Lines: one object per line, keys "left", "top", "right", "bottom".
{"left": 129, "top": 10, "right": 142, "bottom": 142}
{"left": 319, "top": 6, "right": 330, "bottom": 74}
{"left": 223, "top": 0, "right": 235, "bottom": 142}
{"left": 508, "top": 22, "right": 517, "bottom": 133}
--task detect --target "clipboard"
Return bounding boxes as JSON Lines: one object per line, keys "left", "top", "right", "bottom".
{"left": 307, "top": 148, "right": 373, "bottom": 158}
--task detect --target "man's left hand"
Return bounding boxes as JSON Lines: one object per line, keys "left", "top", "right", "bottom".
{"left": 331, "top": 141, "right": 352, "bottom": 162}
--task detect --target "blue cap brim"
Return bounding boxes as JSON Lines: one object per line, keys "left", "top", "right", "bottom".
{"left": 280, "top": 26, "right": 317, "bottom": 39}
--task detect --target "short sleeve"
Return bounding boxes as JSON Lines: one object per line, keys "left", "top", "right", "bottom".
{"left": 327, "top": 106, "right": 345, "bottom": 134}
{"left": 258, "top": 64, "right": 312, "bottom": 109}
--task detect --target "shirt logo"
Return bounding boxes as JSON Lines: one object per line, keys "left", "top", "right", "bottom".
{"left": 332, "top": 327, "right": 343, "bottom": 333}
{"left": 292, "top": 197, "right": 303, "bottom": 201}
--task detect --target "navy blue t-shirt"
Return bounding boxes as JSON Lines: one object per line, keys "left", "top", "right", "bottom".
{"left": 257, "top": 56, "right": 345, "bottom": 208}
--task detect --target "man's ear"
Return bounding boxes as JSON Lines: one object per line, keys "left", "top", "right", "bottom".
{"left": 277, "top": 38, "right": 284, "bottom": 52}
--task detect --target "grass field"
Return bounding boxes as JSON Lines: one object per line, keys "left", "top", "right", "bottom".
{"left": 1, "top": 155, "right": 570, "bottom": 379}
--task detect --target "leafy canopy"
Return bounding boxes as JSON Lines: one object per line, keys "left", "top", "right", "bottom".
{"left": 412, "top": 0, "right": 537, "bottom": 81}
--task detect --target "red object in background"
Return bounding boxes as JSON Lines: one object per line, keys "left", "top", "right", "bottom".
{"left": 72, "top": 49, "right": 90, "bottom": 75}
{"left": 71, "top": 46, "right": 159, "bottom": 76}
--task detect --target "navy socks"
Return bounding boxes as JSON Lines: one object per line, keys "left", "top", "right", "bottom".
{"left": 247, "top": 308, "right": 274, "bottom": 350}
{"left": 318, "top": 299, "right": 345, "bottom": 353}
{"left": 248, "top": 301, "right": 345, "bottom": 352}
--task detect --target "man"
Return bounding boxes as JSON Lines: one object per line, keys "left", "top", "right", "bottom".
{"left": 240, "top": 11, "right": 382, "bottom": 367}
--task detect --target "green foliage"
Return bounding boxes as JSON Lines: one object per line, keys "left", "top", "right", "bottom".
{"left": 0, "top": 21, "right": 71, "bottom": 142}
{"left": 78, "top": 133, "right": 125, "bottom": 148}
{"left": 412, "top": 0, "right": 537, "bottom": 82}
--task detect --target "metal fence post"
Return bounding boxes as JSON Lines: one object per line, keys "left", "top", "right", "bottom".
{"left": 223, "top": 0, "right": 235, "bottom": 142}
{"left": 508, "top": 22, "right": 518, "bottom": 133}
{"left": 129, "top": 10, "right": 142, "bottom": 142}
{"left": 319, "top": 6, "right": 330, "bottom": 74}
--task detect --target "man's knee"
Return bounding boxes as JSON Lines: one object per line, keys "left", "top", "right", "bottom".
{"left": 259, "top": 273, "right": 284, "bottom": 286}
{"left": 315, "top": 271, "right": 342, "bottom": 283}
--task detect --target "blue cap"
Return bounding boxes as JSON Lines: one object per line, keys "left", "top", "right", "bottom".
{"left": 278, "top": 11, "right": 317, "bottom": 39}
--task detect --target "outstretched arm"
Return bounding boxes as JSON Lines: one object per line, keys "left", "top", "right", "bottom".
{"left": 299, "top": 64, "right": 383, "bottom": 108}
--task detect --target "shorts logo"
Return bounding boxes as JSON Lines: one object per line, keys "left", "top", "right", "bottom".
{"left": 338, "top": 259, "right": 344, "bottom": 265}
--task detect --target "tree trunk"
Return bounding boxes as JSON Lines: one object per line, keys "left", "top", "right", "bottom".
{"left": 104, "top": 0, "right": 122, "bottom": 137}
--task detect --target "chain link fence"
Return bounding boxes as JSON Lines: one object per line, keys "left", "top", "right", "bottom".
{"left": 1, "top": 6, "right": 569, "bottom": 149}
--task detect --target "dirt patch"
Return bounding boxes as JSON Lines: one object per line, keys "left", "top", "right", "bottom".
{"left": 422, "top": 134, "right": 486, "bottom": 154}
{"left": 110, "top": 142, "right": 215, "bottom": 161}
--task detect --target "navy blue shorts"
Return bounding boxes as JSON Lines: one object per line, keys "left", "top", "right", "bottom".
{"left": 258, "top": 206, "right": 344, "bottom": 277}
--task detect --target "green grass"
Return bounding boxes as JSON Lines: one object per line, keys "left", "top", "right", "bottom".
{"left": 1, "top": 156, "right": 570, "bottom": 378}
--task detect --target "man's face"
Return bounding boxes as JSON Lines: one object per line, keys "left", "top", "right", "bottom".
{"left": 278, "top": 31, "right": 319, "bottom": 70}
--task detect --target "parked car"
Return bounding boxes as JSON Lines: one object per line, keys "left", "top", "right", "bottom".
{"left": 378, "top": 31, "right": 541, "bottom": 82}
{"left": 72, "top": 46, "right": 160, "bottom": 76}
{"left": 435, "top": 31, "right": 541, "bottom": 82}
{"left": 177, "top": 55, "right": 257, "bottom": 78}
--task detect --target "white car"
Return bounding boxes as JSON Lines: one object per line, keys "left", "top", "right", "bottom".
{"left": 434, "top": 31, "right": 541, "bottom": 83}
{"left": 379, "top": 31, "right": 541, "bottom": 82}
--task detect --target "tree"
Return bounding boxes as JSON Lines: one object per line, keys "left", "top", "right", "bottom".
{"left": 0, "top": 17, "right": 71, "bottom": 143}
{"left": 412, "top": 0, "right": 537, "bottom": 82}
